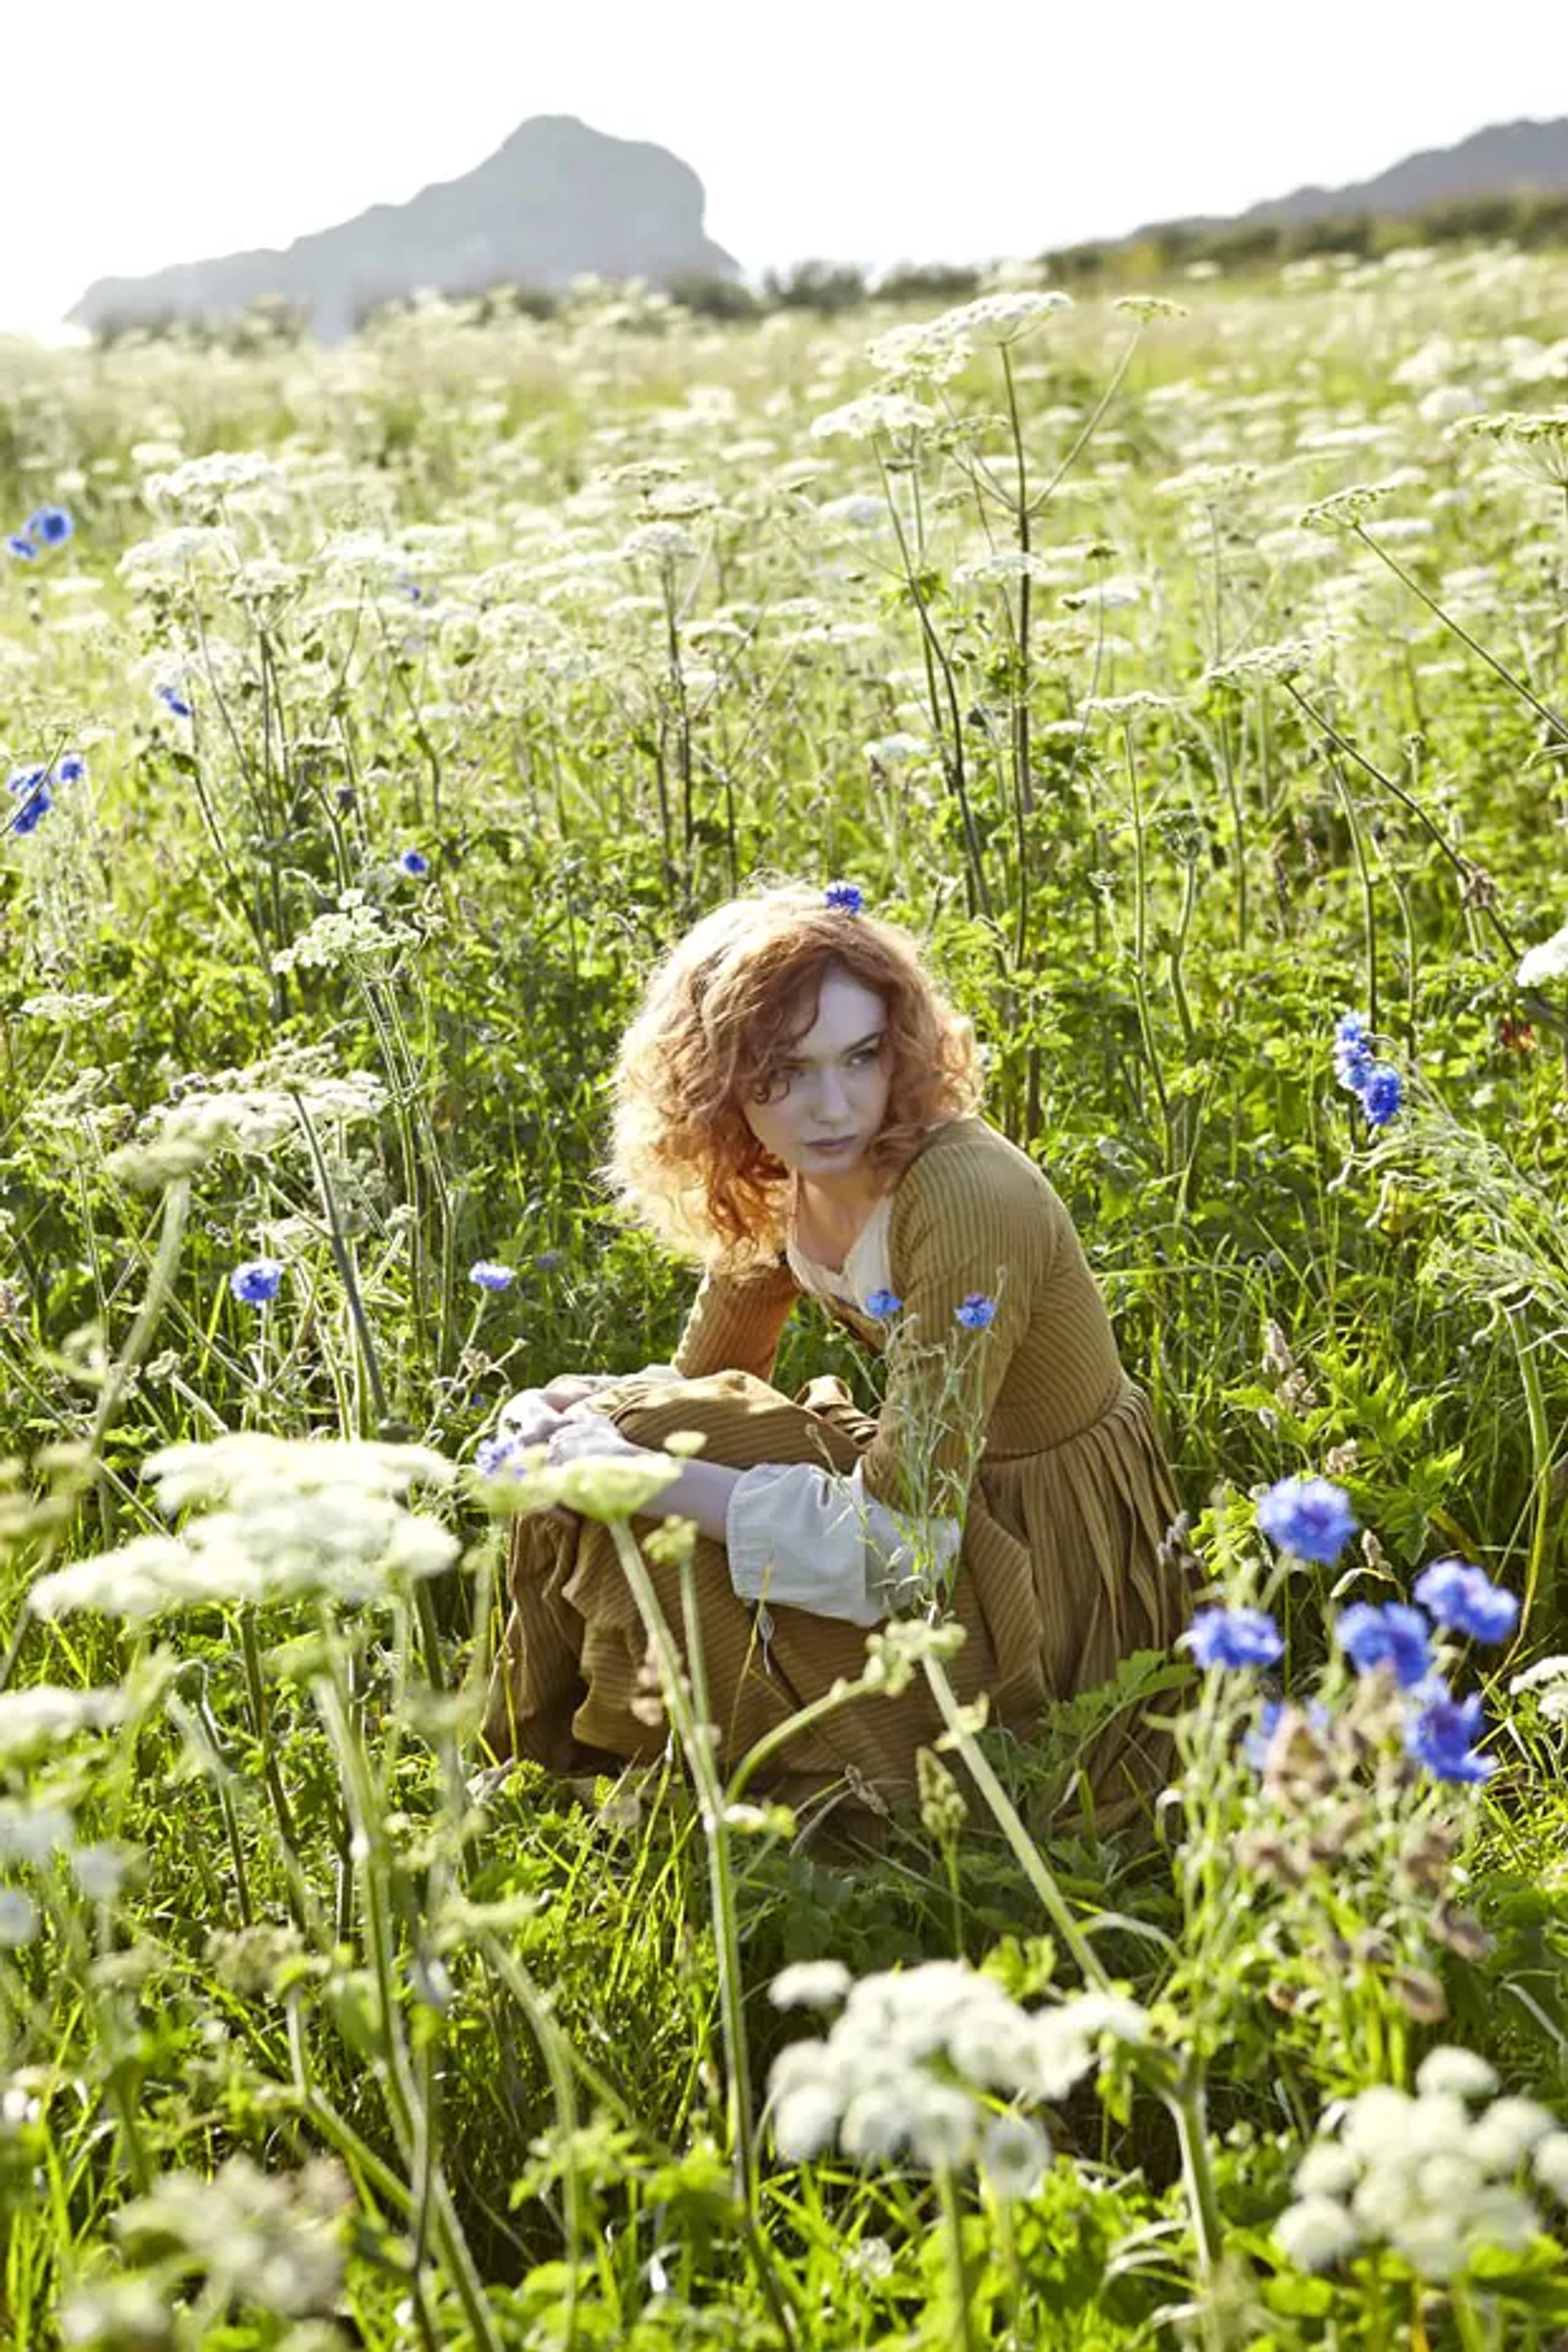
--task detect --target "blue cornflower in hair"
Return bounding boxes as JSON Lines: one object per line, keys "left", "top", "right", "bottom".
{"left": 1404, "top": 1688, "right": 1494, "bottom": 1784}
{"left": 230, "top": 1258, "right": 284, "bottom": 1304}
{"left": 26, "top": 506, "right": 74, "bottom": 548}
{"left": 397, "top": 848, "right": 430, "bottom": 878}
{"left": 7, "top": 532, "right": 36, "bottom": 561}
{"left": 156, "top": 683, "right": 193, "bottom": 719}
{"left": 1256, "top": 1475, "right": 1358, "bottom": 1565}
{"left": 823, "top": 880, "right": 864, "bottom": 913}
{"left": 1184, "top": 1605, "right": 1285, "bottom": 1672}
{"left": 1412, "top": 1558, "right": 1519, "bottom": 1646}
{"left": 864, "top": 1288, "right": 903, "bottom": 1321}
{"left": 955, "top": 1294, "right": 996, "bottom": 1330}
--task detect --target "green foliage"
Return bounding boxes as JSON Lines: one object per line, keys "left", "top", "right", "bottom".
{"left": 2, "top": 245, "right": 1568, "bottom": 2347}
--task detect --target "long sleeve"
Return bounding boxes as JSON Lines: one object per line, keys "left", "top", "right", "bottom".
{"left": 725, "top": 1458, "right": 960, "bottom": 1624}
{"left": 673, "top": 1256, "right": 800, "bottom": 1384}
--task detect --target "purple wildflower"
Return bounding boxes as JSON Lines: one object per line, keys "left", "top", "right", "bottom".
{"left": 1184, "top": 1606, "right": 1285, "bottom": 1672}
{"left": 1404, "top": 1688, "right": 1495, "bottom": 1784}
{"left": 469, "top": 1260, "right": 515, "bottom": 1293}
{"left": 1256, "top": 1476, "right": 1358, "bottom": 1566}
{"left": 229, "top": 1258, "right": 283, "bottom": 1304}
{"left": 1412, "top": 1559, "right": 1519, "bottom": 1646}
{"left": 25, "top": 506, "right": 74, "bottom": 548}
{"left": 1335, "top": 1601, "right": 1435, "bottom": 1690}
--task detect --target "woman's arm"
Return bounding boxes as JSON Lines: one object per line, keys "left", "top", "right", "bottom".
{"left": 654, "top": 1455, "right": 742, "bottom": 1544}
{"left": 673, "top": 1257, "right": 800, "bottom": 1384}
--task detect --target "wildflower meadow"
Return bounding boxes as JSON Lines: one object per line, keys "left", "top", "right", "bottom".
{"left": 2, "top": 247, "right": 1568, "bottom": 2348}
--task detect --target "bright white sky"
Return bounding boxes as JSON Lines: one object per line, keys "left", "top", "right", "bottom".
{"left": 6, "top": 0, "right": 1566, "bottom": 336}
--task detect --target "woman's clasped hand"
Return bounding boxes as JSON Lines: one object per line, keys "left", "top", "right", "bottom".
{"left": 496, "top": 1375, "right": 653, "bottom": 1527}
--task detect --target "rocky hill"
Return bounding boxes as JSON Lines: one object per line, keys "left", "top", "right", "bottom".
{"left": 68, "top": 114, "right": 739, "bottom": 342}
{"left": 1155, "top": 116, "right": 1568, "bottom": 238}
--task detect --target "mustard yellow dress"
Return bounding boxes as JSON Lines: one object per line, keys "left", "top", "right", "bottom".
{"left": 480, "top": 1116, "right": 1191, "bottom": 1825}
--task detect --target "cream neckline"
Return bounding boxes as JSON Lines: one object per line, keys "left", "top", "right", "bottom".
{"left": 786, "top": 1189, "right": 893, "bottom": 1283}
{"left": 784, "top": 1119, "right": 960, "bottom": 1285}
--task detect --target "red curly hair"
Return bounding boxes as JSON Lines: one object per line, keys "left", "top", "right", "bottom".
{"left": 602, "top": 882, "right": 983, "bottom": 1268}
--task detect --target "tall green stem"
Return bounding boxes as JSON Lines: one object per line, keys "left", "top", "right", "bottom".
{"left": 313, "top": 1667, "right": 502, "bottom": 2352}
{"left": 920, "top": 1654, "right": 1108, "bottom": 1992}
{"left": 604, "top": 1519, "right": 802, "bottom": 2350}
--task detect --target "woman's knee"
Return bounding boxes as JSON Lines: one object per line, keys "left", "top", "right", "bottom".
{"left": 603, "top": 1375, "right": 859, "bottom": 1472}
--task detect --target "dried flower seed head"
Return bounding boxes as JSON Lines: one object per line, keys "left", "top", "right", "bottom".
{"left": 1236, "top": 1829, "right": 1309, "bottom": 1888}
{"left": 1263, "top": 1704, "right": 1339, "bottom": 1810}
{"left": 1391, "top": 1966, "right": 1448, "bottom": 2023}
{"left": 1430, "top": 1902, "right": 1491, "bottom": 1962}
{"left": 1396, "top": 1820, "right": 1459, "bottom": 1895}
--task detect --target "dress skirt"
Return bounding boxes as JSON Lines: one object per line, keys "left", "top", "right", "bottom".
{"left": 479, "top": 1361, "right": 1192, "bottom": 1833}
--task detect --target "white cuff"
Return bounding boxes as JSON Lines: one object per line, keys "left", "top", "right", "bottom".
{"left": 725, "top": 1458, "right": 961, "bottom": 1626}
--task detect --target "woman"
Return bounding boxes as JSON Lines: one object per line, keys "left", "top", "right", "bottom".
{"left": 479, "top": 881, "right": 1190, "bottom": 1830}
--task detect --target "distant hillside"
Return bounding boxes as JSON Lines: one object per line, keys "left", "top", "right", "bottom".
{"left": 1149, "top": 116, "right": 1568, "bottom": 240}
{"left": 68, "top": 114, "right": 739, "bottom": 343}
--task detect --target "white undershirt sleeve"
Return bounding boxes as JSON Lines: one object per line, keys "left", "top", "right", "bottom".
{"left": 724, "top": 1459, "right": 961, "bottom": 1627}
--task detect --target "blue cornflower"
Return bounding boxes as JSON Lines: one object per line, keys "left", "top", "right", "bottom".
{"left": 7, "top": 766, "right": 51, "bottom": 835}
{"left": 823, "top": 880, "right": 864, "bottom": 914}
{"left": 1334, "top": 1600, "right": 1435, "bottom": 1689}
{"left": 955, "top": 1293, "right": 996, "bottom": 1330}
{"left": 1244, "top": 1695, "right": 1332, "bottom": 1769}
{"left": 1358, "top": 1063, "right": 1403, "bottom": 1128}
{"left": 1332, "top": 1013, "right": 1374, "bottom": 1093}
{"left": 156, "top": 683, "right": 193, "bottom": 719}
{"left": 7, "top": 532, "right": 36, "bottom": 561}
{"left": 532, "top": 1249, "right": 565, "bottom": 1273}
{"left": 1404, "top": 1688, "right": 1495, "bottom": 1784}
{"left": 475, "top": 1432, "right": 526, "bottom": 1478}
{"left": 1183, "top": 1605, "right": 1285, "bottom": 1672}
{"left": 864, "top": 1287, "right": 903, "bottom": 1321}
{"left": 469, "top": 1259, "right": 515, "bottom": 1292}
{"left": 1412, "top": 1558, "right": 1520, "bottom": 1646}
{"left": 1256, "top": 1475, "right": 1358, "bottom": 1566}
{"left": 9, "top": 782, "right": 51, "bottom": 835}
{"left": 229, "top": 1258, "right": 284, "bottom": 1304}
{"left": 55, "top": 752, "right": 87, "bottom": 785}
{"left": 25, "top": 506, "right": 74, "bottom": 548}
{"left": 397, "top": 848, "right": 430, "bottom": 878}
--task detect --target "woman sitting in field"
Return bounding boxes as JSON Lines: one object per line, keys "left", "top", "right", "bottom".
{"left": 480, "top": 881, "right": 1191, "bottom": 1829}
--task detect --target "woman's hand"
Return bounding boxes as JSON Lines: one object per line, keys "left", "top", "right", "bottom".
{"left": 543, "top": 1413, "right": 648, "bottom": 1470}
{"left": 497, "top": 1388, "right": 569, "bottom": 1450}
{"left": 540, "top": 1373, "right": 612, "bottom": 1411}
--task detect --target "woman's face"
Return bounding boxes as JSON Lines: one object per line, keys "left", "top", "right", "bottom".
{"left": 741, "top": 966, "right": 893, "bottom": 1187}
